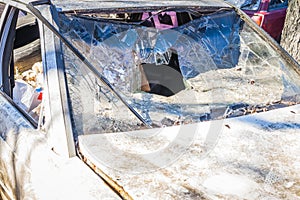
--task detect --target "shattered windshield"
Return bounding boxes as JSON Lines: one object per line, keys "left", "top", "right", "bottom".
{"left": 56, "top": 7, "right": 300, "bottom": 135}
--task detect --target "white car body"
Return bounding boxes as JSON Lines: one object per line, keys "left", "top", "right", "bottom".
{"left": 0, "top": 0, "right": 300, "bottom": 199}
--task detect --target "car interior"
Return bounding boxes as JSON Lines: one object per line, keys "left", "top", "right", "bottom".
{"left": 0, "top": 5, "right": 42, "bottom": 125}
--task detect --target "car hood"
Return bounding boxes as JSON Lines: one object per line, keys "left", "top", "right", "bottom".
{"left": 78, "top": 104, "right": 300, "bottom": 199}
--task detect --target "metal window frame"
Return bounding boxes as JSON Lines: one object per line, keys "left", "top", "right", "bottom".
{"left": 0, "top": 1, "right": 76, "bottom": 158}
{"left": 36, "top": 4, "right": 76, "bottom": 157}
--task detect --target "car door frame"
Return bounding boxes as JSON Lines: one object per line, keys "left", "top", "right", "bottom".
{"left": 36, "top": 3, "right": 76, "bottom": 158}
{"left": 0, "top": 1, "right": 76, "bottom": 158}
{"left": 0, "top": 5, "right": 18, "bottom": 99}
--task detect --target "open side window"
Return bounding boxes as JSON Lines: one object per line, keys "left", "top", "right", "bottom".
{"left": 0, "top": 5, "right": 43, "bottom": 127}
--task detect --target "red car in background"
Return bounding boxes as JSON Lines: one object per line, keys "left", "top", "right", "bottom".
{"left": 241, "top": 0, "right": 288, "bottom": 41}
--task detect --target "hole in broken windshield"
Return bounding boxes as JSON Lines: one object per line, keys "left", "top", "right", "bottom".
{"left": 136, "top": 49, "right": 185, "bottom": 97}
{"left": 57, "top": 7, "right": 300, "bottom": 134}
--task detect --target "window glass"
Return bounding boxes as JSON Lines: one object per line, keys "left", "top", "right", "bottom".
{"left": 57, "top": 8, "right": 300, "bottom": 136}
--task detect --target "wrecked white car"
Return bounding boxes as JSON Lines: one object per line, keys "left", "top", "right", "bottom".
{"left": 1, "top": 0, "right": 300, "bottom": 199}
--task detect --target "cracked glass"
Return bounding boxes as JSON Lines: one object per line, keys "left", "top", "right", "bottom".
{"left": 56, "top": 8, "right": 300, "bottom": 135}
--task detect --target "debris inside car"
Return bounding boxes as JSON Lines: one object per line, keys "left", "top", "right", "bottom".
{"left": 13, "top": 61, "right": 43, "bottom": 121}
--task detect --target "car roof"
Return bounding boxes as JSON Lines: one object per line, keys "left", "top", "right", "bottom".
{"left": 0, "top": 0, "right": 231, "bottom": 12}
{"left": 53, "top": 0, "right": 230, "bottom": 11}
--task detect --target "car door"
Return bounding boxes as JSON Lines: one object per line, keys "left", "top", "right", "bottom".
{"left": 0, "top": 3, "right": 43, "bottom": 133}
{"left": 262, "top": 0, "right": 288, "bottom": 41}
{"left": 0, "top": 4, "right": 38, "bottom": 198}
